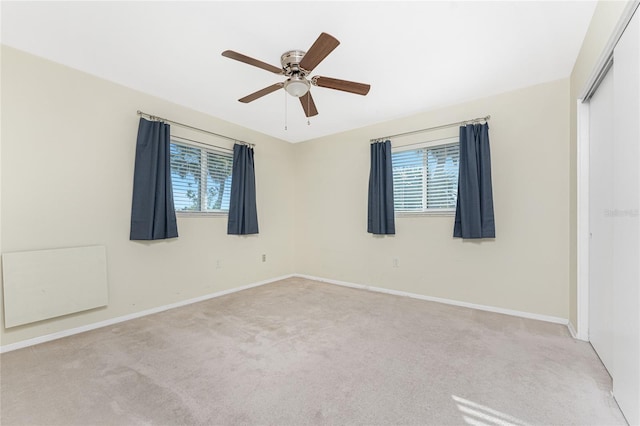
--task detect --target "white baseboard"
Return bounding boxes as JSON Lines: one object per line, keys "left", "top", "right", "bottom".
{"left": 0, "top": 274, "right": 295, "bottom": 354}
{"left": 568, "top": 321, "right": 578, "bottom": 339}
{"left": 567, "top": 321, "right": 589, "bottom": 341}
{"left": 295, "top": 274, "right": 569, "bottom": 326}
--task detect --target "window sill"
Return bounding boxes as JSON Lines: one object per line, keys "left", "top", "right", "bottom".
{"left": 397, "top": 210, "right": 455, "bottom": 217}
{"left": 176, "top": 211, "right": 228, "bottom": 218}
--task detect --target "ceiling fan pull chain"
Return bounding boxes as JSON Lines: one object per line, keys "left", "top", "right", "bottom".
{"left": 307, "top": 94, "right": 311, "bottom": 126}
{"left": 284, "top": 90, "right": 288, "bottom": 131}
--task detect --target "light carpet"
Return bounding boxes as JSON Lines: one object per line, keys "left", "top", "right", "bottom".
{"left": 0, "top": 277, "right": 626, "bottom": 425}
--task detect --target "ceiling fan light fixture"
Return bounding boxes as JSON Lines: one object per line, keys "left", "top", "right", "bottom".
{"left": 284, "top": 76, "right": 310, "bottom": 97}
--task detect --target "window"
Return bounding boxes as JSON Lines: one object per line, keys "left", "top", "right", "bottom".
{"left": 392, "top": 137, "right": 459, "bottom": 214}
{"left": 169, "top": 139, "right": 233, "bottom": 213}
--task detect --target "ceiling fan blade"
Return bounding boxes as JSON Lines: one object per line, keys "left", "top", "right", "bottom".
{"left": 222, "top": 50, "right": 283, "bottom": 74}
{"left": 299, "top": 92, "right": 319, "bottom": 117}
{"left": 299, "top": 33, "right": 340, "bottom": 72}
{"left": 312, "top": 76, "right": 371, "bottom": 96}
{"left": 238, "top": 83, "right": 284, "bottom": 103}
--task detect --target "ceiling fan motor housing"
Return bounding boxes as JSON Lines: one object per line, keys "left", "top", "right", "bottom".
{"left": 280, "top": 50, "right": 307, "bottom": 76}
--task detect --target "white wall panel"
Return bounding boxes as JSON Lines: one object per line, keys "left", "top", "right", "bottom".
{"left": 3, "top": 246, "right": 108, "bottom": 328}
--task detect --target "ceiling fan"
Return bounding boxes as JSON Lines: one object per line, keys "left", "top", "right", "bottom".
{"left": 222, "top": 32, "right": 371, "bottom": 118}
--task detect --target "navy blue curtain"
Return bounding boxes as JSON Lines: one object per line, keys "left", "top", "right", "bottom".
{"left": 130, "top": 118, "right": 178, "bottom": 240}
{"left": 227, "top": 144, "right": 259, "bottom": 235}
{"left": 368, "top": 140, "right": 395, "bottom": 235}
{"left": 453, "top": 123, "right": 495, "bottom": 239}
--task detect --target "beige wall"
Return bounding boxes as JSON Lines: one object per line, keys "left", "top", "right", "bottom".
{"left": 293, "top": 79, "right": 571, "bottom": 319}
{"left": 1, "top": 26, "right": 594, "bottom": 347}
{"left": 568, "top": 1, "right": 629, "bottom": 330}
{"left": 0, "top": 46, "right": 296, "bottom": 346}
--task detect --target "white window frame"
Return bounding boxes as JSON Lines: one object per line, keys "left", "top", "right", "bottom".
{"left": 169, "top": 137, "right": 233, "bottom": 217}
{"left": 392, "top": 136, "right": 460, "bottom": 217}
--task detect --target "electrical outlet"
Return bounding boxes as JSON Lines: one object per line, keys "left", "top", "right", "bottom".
{"left": 393, "top": 258, "right": 399, "bottom": 268}
{"left": 216, "top": 260, "right": 221, "bottom": 269}
{"left": 262, "top": 254, "right": 266, "bottom": 262}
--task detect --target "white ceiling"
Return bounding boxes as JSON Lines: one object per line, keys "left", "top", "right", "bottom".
{"left": 1, "top": 1, "right": 596, "bottom": 143}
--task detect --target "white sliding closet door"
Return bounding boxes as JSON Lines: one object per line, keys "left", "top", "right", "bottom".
{"left": 612, "top": 8, "right": 639, "bottom": 425}
{"left": 588, "top": 67, "right": 615, "bottom": 376}
{"left": 588, "top": 8, "right": 639, "bottom": 425}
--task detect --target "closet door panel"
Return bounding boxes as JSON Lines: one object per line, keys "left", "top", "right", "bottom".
{"left": 612, "top": 9, "right": 640, "bottom": 426}
{"left": 588, "top": 67, "right": 615, "bottom": 375}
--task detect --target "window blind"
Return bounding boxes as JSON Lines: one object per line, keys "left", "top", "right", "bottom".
{"left": 392, "top": 141, "right": 460, "bottom": 212}
{"left": 170, "top": 141, "right": 233, "bottom": 212}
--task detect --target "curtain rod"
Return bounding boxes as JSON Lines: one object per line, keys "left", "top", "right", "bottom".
{"left": 371, "top": 115, "right": 491, "bottom": 142}
{"left": 137, "top": 110, "right": 255, "bottom": 148}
